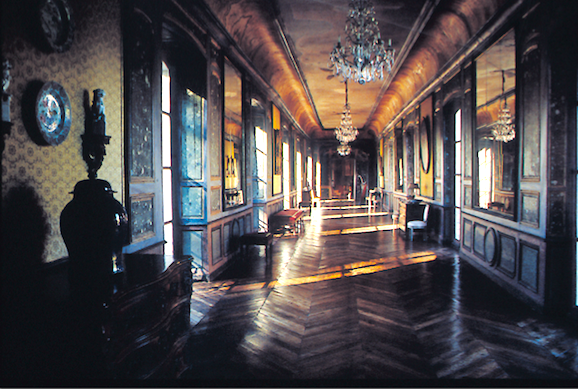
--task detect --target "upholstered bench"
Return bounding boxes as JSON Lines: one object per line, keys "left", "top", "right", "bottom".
{"left": 269, "top": 209, "right": 304, "bottom": 234}
{"left": 240, "top": 231, "right": 274, "bottom": 262}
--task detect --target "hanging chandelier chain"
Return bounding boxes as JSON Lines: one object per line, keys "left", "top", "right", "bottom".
{"left": 334, "top": 80, "right": 358, "bottom": 155}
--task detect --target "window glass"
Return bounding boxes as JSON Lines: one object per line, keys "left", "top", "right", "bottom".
{"left": 255, "top": 118, "right": 267, "bottom": 199}
{"left": 161, "top": 62, "right": 173, "bottom": 254}
{"left": 455, "top": 109, "right": 462, "bottom": 241}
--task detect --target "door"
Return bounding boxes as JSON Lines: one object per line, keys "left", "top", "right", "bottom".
{"left": 124, "top": 4, "right": 164, "bottom": 254}
{"left": 174, "top": 81, "right": 206, "bottom": 258}
{"left": 162, "top": 28, "right": 208, "bottom": 260}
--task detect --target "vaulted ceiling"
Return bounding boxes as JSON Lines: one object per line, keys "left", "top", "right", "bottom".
{"left": 204, "top": 0, "right": 507, "bottom": 140}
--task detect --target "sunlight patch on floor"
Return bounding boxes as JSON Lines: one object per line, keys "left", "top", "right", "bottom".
{"left": 201, "top": 251, "right": 437, "bottom": 293}
{"left": 303, "top": 211, "right": 390, "bottom": 221}
{"left": 321, "top": 224, "right": 397, "bottom": 235}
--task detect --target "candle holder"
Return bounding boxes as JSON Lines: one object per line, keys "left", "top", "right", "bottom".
{"left": 2, "top": 58, "right": 12, "bottom": 154}
{"left": 82, "top": 89, "right": 110, "bottom": 179}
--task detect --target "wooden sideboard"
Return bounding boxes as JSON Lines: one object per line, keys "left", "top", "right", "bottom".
{"left": 398, "top": 200, "right": 427, "bottom": 234}
{"left": 103, "top": 254, "right": 193, "bottom": 379}
{"left": 1, "top": 253, "right": 193, "bottom": 383}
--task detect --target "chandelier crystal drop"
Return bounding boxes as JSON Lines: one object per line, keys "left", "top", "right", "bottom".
{"left": 337, "top": 143, "right": 352, "bottom": 156}
{"left": 492, "top": 70, "right": 515, "bottom": 142}
{"left": 329, "top": 0, "right": 395, "bottom": 85}
{"left": 492, "top": 103, "right": 515, "bottom": 142}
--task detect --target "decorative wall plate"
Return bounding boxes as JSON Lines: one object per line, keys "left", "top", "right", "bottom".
{"left": 419, "top": 116, "right": 431, "bottom": 173}
{"left": 484, "top": 227, "right": 498, "bottom": 265}
{"left": 35, "top": 81, "right": 71, "bottom": 145}
{"left": 37, "top": 0, "right": 75, "bottom": 53}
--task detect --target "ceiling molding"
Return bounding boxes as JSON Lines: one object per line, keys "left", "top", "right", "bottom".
{"left": 273, "top": 18, "right": 324, "bottom": 131}
{"left": 202, "top": 0, "right": 322, "bottom": 136}
{"left": 380, "top": 0, "right": 526, "bottom": 138}
{"left": 368, "top": 0, "right": 518, "bottom": 136}
{"left": 364, "top": 0, "right": 441, "bottom": 130}
{"left": 177, "top": 0, "right": 311, "bottom": 138}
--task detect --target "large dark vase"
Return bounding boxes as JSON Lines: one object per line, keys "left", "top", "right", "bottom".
{"left": 60, "top": 179, "right": 129, "bottom": 305}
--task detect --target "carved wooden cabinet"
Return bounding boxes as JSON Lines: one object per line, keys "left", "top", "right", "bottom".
{"left": 398, "top": 200, "right": 426, "bottom": 233}
{"left": 103, "top": 254, "right": 192, "bottom": 379}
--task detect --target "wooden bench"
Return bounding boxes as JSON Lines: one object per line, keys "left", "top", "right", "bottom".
{"left": 269, "top": 209, "right": 304, "bottom": 234}
{"left": 239, "top": 231, "right": 274, "bottom": 262}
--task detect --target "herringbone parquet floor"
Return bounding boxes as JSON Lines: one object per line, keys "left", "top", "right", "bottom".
{"left": 181, "top": 204, "right": 578, "bottom": 385}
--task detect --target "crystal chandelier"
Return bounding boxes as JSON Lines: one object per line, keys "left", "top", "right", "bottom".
{"left": 335, "top": 81, "right": 357, "bottom": 156}
{"left": 337, "top": 143, "right": 352, "bottom": 156}
{"left": 492, "top": 70, "right": 515, "bottom": 142}
{"left": 329, "top": 0, "right": 395, "bottom": 85}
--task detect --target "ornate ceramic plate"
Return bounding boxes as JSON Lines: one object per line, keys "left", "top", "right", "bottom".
{"left": 38, "top": 0, "right": 75, "bottom": 53}
{"left": 35, "top": 81, "right": 71, "bottom": 146}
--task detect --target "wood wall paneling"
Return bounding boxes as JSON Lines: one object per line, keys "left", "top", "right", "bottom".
{"left": 473, "top": 223, "right": 487, "bottom": 258}
{"left": 519, "top": 242, "right": 540, "bottom": 292}
{"left": 498, "top": 233, "right": 516, "bottom": 277}
{"left": 211, "top": 226, "right": 222, "bottom": 265}
{"left": 209, "top": 45, "right": 222, "bottom": 180}
{"left": 463, "top": 218, "right": 473, "bottom": 251}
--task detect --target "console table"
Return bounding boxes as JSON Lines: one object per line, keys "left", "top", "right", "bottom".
{"left": 398, "top": 200, "right": 426, "bottom": 234}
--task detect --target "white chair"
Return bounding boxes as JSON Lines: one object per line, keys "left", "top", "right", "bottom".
{"left": 366, "top": 189, "right": 382, "bottom": 214}
{"left": 407, "top": 204, "right": 429, "bottom": 241}
{"left": 366, "top": 189, "right": 375, "bottom": 213}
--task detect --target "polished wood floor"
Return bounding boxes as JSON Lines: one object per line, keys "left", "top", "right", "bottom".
{"left": 180, "top": 203, "right": 578, "bottom": 385}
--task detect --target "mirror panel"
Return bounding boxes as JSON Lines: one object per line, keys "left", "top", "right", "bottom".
{"left": 475, "top": 29, "right": 516, "bottom": 216}
{"left": 224, "top": 59, "right": 244, "bottom": 208}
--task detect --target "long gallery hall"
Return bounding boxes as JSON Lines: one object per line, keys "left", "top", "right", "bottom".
{"left": 3, "top": 0, "right": 578, "bottom": 386}
{"left": 180, "top": 203, "right": 578, "bottom": 384}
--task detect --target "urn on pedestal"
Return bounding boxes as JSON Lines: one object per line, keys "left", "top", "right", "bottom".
{"left": 60, "top": 89, "right": 129, "bottom": 306}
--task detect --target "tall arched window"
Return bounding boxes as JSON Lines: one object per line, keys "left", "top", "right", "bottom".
{"left": 161, "top": 61, "right": 174, "bottom": 254}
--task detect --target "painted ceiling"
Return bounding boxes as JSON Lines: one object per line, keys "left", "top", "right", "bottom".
{"left": 205, "top": 0, "right": 507, "bottom": 140}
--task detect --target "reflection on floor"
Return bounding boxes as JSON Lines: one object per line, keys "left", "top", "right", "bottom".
{"left": 183, "top": 205, "right": 578, "bottom": 384}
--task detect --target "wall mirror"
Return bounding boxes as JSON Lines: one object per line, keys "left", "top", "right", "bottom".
{"left": 223, "top": 58, "right": 244, "bottom": 208}
{"left": 395, "top": 127, "right": 404, "bottom": 191}
{"left": 475, "top": 29, "right": 516, "bottom": 216}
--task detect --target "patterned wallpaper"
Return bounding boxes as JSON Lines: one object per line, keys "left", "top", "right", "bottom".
{"left": 2, "top": 0, "right": 123, "bottom": 263}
